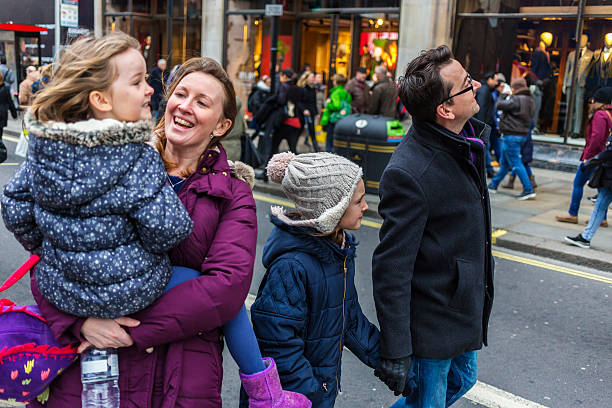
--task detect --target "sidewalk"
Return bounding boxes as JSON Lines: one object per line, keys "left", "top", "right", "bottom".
{"left": 3, "top": 116, "right": 610, "bottom": 271}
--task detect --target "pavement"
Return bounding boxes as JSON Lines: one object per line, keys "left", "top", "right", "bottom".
{"left": 3, "top": 115, "right": 611, "bottom": 271}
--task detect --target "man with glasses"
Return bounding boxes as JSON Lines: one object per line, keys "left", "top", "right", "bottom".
{"left": 372, "top": 45, "right": 494, "bottom": 407}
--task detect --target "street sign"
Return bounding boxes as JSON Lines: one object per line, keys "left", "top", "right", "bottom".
{"left": 61, "top": 0, "right": 79, "bottom": 28}
{"left": 265, "top": 4, "right": 283, "bottom": 17}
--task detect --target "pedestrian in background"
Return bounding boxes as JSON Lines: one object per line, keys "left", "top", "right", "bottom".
{"left": 31, "top": 64, "right": 52, "bottom": 95}
{"left": 373, "top": 45, "right": 494, "bottom": 407}
{"left": 565, "top": 109, "right": 612, "bottom": 248}
{"left": 488, "top": 77, "right": 537, "bottom": 200}
{"left": 224, "top": 96, "right": 246, "bottom": 162}
{"left": 18, "top": 65, "right": 39, "bottom": 107}
{"left": 271, "top": 68, "right": 304, "bottom": 155}
{"left": 345, "top": 67, "right": 370, "bottom": 114}
{"left": 474, "top": 72, "right": 498, "bottom": 178}
{"left": 320, "top": 73, "right": 351, "bottom": 152}
{"left": 298, "top": 71, "right": 320, "bottom": 151}
{"left": 148, "top": 58, "right": 168, "bottom": 119}
{"left": 556, "top": 87, "right": 612, "bottom": 227}
{"left": 314, "top": 73, "right": 326, "bottom": 121}
{"left": 243, "top": 152, "right": 379, "bottom": 408}
{"left": 0, "top": 71, "right": 18, "bottom": 163}
{"left": 368, "top": 65, "right": 398, "bottom": 118}
{"left": 0, "top": 56, "right": 16, "bottom": 92}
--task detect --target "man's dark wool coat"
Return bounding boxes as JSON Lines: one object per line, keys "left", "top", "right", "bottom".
{"left": 372, "top": 118, "right": 495, "bottom": 360}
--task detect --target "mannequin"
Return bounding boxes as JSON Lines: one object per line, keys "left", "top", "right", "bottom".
{"left": 586, "top": 33, "right": 612, "bottom": 96}
{"left": 564, "top": 34, "right": 593, "bottom": 137}
{"left": 531, "top": 32, "right": 553, "bottom": 81}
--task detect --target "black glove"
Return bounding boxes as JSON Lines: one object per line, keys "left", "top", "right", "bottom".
{"left": 374, "top": 356, "right": 412, "bottom": 396}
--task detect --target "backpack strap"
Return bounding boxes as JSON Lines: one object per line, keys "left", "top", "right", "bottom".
{"left": 0, "top": 254, "right": 40, "bottom": 292}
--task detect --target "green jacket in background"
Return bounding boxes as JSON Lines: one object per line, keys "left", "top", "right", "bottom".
{"left": 320, "top": 85, "right": 352, "bottom": 126}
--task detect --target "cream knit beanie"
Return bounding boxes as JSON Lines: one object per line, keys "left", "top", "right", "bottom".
{"left": 267, "top": 152, "right": 363, "bottom": 234}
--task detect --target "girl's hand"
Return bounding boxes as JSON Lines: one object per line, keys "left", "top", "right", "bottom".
{"left": 78, "top": 317, "right": 141, "bottom": 353}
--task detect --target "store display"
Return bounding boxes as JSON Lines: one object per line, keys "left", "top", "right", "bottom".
{"left": 586, "top": 33, "right": 612, "bottom": 97}
{"left": 564, "top": 34, "right": 593, "bottom": 138}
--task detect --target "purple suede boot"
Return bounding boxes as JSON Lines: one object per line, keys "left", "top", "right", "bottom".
{"left": 240, "top": 357, "right": 312, "bottom": 408}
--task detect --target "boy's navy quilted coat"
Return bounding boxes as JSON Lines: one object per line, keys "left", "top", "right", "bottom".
{"left": 247, "top": 215, "right": 380, "bottom": 408}
{"left": 1, "top": 112, "right": 193, "bottom": 318}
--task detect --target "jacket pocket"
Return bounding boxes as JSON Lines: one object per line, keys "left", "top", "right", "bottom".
{"left": 448, "top": 259, "right": 479, "bottom": 312}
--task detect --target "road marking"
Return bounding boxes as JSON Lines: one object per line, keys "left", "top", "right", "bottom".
{"left": 464, "top": 381, "right": 549, "bottom": 408}
{"left": 491, "top": 229, "right": 507, "bottom": 244}
{"left": 492, "top": 249, "right": 612, "bottom": 284}
{"left": 0, "top": 162, "right": 19, "bottom": 166}
{"left": 3, "top": 135, "right": 20, "bottom": 143}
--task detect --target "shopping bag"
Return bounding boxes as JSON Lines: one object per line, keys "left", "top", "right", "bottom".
{"left": 15, "top": 129, "right": 29, "bottom": 158}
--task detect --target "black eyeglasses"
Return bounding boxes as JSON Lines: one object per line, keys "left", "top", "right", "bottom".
{"left": 439, "top": 73, "right": 474, "bottom": 105}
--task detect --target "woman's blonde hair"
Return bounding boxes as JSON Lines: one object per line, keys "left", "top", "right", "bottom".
{"left": 31, "top": 32, "right": 140, "bottom": 123}
{"left": 154, "top": 57, "right": 237, "bottom": 176}
{"left": 297, "top": 71, "right": 313, "bottom": 88}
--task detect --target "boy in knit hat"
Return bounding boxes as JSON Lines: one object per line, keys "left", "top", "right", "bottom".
{"left": 241, "top": 152, "right": 382, "bottom": 408}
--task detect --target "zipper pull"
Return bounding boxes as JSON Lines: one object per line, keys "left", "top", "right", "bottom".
{"left": 323, "top": 382, "right": 328, "bottom": 392}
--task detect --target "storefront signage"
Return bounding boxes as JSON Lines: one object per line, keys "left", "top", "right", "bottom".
{"left": 61, "top": 0, "right": 79, "bottom": 28}
{"left": 265, "top": 4, "right": 283, "bottom": 17}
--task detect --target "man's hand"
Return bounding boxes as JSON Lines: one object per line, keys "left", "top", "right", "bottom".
{"left": 374, "top": 356, "right": 412, "bottom": 396}
{"left": 78, "top": 317, "right": 140, "bottom": 353}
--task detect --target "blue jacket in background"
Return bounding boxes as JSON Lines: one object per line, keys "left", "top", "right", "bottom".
{"left": 247, "top": 215, "right": 379, "bottom": 408}
{"left": 1, "top": 112, "right": 193, "bottom": 318}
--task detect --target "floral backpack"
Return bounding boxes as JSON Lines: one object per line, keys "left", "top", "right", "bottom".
{"left": 0, "top": 255, "right": 78, "bottom": 405}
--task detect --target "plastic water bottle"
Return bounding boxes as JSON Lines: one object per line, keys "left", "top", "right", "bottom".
{"left": 80, "top": 348, "right": 120, "bottom": 408}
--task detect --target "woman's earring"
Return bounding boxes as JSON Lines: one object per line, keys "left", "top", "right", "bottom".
{"left": 210, "top": 134, "right": 215, "bottom": 140}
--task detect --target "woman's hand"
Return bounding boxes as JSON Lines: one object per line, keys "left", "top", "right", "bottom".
{"left": 304, "top": 109, "right": 311, "bottom": 116}
{"left": 78, "top": 317, "right": 141, "bottom": 353}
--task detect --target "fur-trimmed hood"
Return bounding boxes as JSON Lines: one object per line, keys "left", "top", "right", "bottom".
{"left": 25, "top": 112, "right": 161, "bottom": 209}
{"left": 25, "top": 110, "right": 153, "bottom": 148}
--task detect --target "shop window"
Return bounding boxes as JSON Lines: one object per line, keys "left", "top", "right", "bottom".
{"left": 132, "top": 0, "right": 152, "bottom": 13}
{"left": 226, "top": 14, "right": 264, "bottom": 111}
{"left": 105, "top": 16, "right": 129, "bottom": 35}
{"left": 105, "top": 0, "right": 129, "bottom": 13}
{"left": 454, "top": 11, "right": 612, "bottom": 140}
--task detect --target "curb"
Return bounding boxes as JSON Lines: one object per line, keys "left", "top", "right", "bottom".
{"left": 493, "top": 231, "right": 612, "bottom": 272}
{"left": 253, "top": 182, "right": 612, "bottom": 272}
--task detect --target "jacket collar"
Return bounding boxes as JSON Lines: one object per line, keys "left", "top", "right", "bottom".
{"left": 264, "top": 215, "right": 358, "bottom": 266}
{"left": 184, "top": 145, "right": 235, "bottom": 199}
{"left": 411, "top": 118, "right": 490, "bottom": 159}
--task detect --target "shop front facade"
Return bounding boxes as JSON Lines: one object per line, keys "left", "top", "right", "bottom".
{"left": 453, "top": 0, "right": 612, "bottom": 143}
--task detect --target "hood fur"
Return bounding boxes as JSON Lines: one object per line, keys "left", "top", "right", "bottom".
{"left": 25, "top": 110, "right": 153, "bottom": 148}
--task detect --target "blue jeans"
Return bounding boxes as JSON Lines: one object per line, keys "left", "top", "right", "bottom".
{"left": 568, "top": 164, "right": 607, "bottom": 219}
{"left": 583, "top": 187, "right": 612, "bottom": 241}
{"left": 490, "top": 135, "right": 533, "bottom": 191}
{"left": 389, "top": 351, "right": 478, "bottom": 408}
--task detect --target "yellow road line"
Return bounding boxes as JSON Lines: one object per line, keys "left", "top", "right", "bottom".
{"left": 0, "top": 162, "right": 19, "bottom": 166}
{"left": 492, "top": 250, "right": 612, "bottom": 284}
{"left": 491, "top": 229, "right": 507, "bottom": 244}
{"left": 253, "top": 192, "right": 611, "bottom": 283}
{"left": 253, "top": 193, "right": 295, "bottom": 208}
{"left": 3, "top": 135, "right": 20, "bottom": 143}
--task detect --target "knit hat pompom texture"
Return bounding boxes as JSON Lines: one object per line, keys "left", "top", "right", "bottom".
{"left": 267, "top": 152, "right": 363, "bottom": 234}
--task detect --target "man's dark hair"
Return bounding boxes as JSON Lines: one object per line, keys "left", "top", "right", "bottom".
{"left": 483, "top": 72, "right": 496, "bottom": 81}
{"left": 397, "top": 45, "right": 454, "bottom": 123}
{"left": 356, "top": 67, "right": 367, "bottom": 74}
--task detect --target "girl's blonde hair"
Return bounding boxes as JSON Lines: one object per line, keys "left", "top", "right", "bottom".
{"left": 31, "top": 32, "right": 140, "bottom": 123}
{"left": 154, "top": 57, "right": 237, "bottom": 176}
